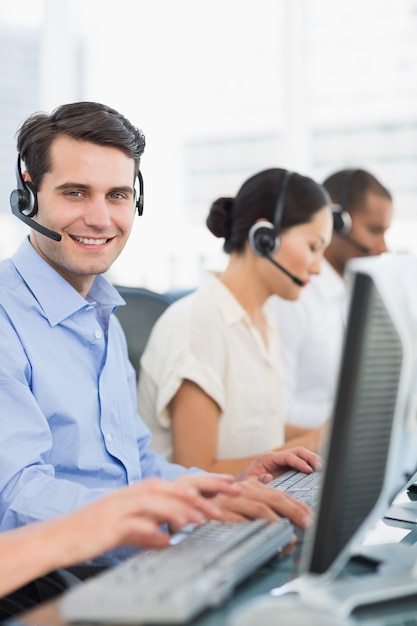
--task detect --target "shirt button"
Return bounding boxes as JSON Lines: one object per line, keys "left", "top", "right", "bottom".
{"left": 106, "top": 433, "right": 112, "bottom": 442}
{"left": 95, "top": 330, "right": 102, "bottom": 339}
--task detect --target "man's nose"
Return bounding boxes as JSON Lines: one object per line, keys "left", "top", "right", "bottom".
{"left": 83, "top": 196, "right": 112, "bottom": 227}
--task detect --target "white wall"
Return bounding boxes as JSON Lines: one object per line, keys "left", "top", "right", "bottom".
{"left": 2, "top": 0, "right": 416, "bottom": 290}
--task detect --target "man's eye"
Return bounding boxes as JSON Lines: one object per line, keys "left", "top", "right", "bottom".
{"left": 368, "top": 226, "right": 383, "bottom": 235}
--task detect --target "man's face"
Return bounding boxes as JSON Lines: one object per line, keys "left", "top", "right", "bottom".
{"left": 349, "top": 190, "right": 393, "bottom": 257}
{"left": 29, "top": 135, "right": 137, "bottom": 296}
{"left": 326, "top": 190, "right": 393, "bottom": 275}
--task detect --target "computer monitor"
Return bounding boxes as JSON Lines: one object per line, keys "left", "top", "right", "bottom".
{"left": 230, "top": 253, "right": 417, "bottom": 624}
{"left": 301, "top": 252, "right": 417, "bottom": 578}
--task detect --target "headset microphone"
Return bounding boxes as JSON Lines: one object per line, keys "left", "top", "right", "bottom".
{"left": 332, "top": 205, "right": 371, "bottom": 254}
{"left": 10, "top": 197, "right": 63, "bottom": 241}
{"left": 248, "top": 170, "right": 304, "bottom": 287}
{"left": 248, "top": 221, "right": 304, "bottom": 286}
{"left": 249, "top": 221, "right": 304, "bottom": 287}
{"left": 341, "top": 233, "right": 371, "bottom": 254}
{"left": 264, "top": 254, "right": 304, "bottom": 286}
{"left": 249, "top": 222, "right": 304, "bottom": 287}
{"left": 10, "top": 155, "right": 62, "bottom": 241}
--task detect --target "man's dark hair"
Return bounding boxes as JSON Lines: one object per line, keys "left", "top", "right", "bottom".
{"left": 323, "top": 168, "right": 392, "bottom": 214}
{"left": 16, "top": 102, "right": 146, "bottom": 189}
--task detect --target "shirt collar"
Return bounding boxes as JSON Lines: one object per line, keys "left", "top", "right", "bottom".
{"left": 11, "top": 237, "right": 124, "bottom": 326}
{"left": 203, "top": 273, "right": 277, "bottom": 335}
{"left": 204, "top": 273, "right": 248, "bottom": 325}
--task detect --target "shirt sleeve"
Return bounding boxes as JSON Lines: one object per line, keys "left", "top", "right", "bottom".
{"left": 0, "top": 306, "right": 200, "bottom": 532}
{"left": 0, "top": 395, "right": 112, "bottom": 529}
{"left": 139, "top": 295, "right": 227, "bottom": 430}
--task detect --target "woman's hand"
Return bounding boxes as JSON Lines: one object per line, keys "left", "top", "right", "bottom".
{"left": 237, "top": 446, "right": 323, "bottom": 484}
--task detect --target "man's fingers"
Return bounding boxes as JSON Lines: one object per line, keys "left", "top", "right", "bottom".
{"left": 178, "top": 474, "right": 241, "bottom": 498}
{"left": 123, "top": 518, "right": 171, "bottom": 548}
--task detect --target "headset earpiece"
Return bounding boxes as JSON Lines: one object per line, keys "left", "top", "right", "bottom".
{"left": 332, "top": 204, "right": 352, "bottom": 236}
{"left": 249, "top": 220, "right": 278, "bottom": 257}
{"left": 332, "top": 169, "right": 358, "bottom": 236}
{"left": 10, "top": 155, "right": 38, "bottom": 218}
{"left": 249, "top": 169, "right": 293, "bottom": 257}
{"left": 248, "top": 170, "right": 304, "bottom": 286}
{"left": 135, "top": 170, "right": 144, "bottom": 216}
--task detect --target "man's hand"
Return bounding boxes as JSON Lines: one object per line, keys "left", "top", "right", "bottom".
{"left": 53, "top": 474, "right": 241, "bottom": 564}
{"left": 237, "top": 446, "right": 323, "bottom": 483}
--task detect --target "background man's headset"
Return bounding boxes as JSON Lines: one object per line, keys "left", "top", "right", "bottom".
{"left": 10, "top": 154, "right": 144, "bottom": 242}
{"left": 331, "top": 169, "right": 370, "bottom": 254}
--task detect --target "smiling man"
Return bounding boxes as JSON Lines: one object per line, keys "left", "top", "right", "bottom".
{"left": 28, "top": 135, "right": 136, "bottom": 297}
{"left": 0, "top": 102, "right": 319, "bottom": 560}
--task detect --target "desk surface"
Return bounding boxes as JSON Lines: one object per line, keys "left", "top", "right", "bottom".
{"left": 11, "top": 489, "right": 417, "bottom": 626}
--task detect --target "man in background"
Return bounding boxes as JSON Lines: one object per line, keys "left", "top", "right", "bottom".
{"left": 269, "top": 168, "right": 393, "bottom": 429}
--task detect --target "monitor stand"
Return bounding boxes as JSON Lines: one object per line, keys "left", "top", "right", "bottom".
{"left": 385, "top": 501, "right": 417, "bottom": 524}
{"left": 229, "top": 543, "right": 417, "bottom": 626}
{"left": 384, "top": 482, "right": 417, "bottom": 524}
{"left": 227, "top": 594, "right": 352, "bottom": 626}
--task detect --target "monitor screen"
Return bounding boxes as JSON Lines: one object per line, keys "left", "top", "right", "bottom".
{"left": 300, "top": 253, "right": 417, "bottom": 577}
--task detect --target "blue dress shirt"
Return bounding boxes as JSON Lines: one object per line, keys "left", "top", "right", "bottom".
{"left": 0, "top": 238, "right": 195, "bottom": 533}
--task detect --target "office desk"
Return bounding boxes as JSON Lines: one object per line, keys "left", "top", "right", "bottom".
{"left": 9, "top": 494, "right": 417, "bottom": 626}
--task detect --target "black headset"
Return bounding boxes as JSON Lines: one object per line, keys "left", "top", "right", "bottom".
{"left": 248, "top": 169, "right": 293, "bottom": 257}
{"left": 10, "top": 155, "right": 38, "bottom": 218}
{"left": 10, "top": 155, "right": 144, "bottom": 242}
{"left": 134, "top": 170, "right": 144, "bottom": 216}
{"left": 331, "top": 168, "right": 372, "bottom": 254}
{"left": 331, "top": 169, "right": 358, "bottom": 236}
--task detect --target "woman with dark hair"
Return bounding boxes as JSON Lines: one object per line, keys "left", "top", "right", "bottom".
{"left": 138, "top": 168, "right": 333, "bottom": 475}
